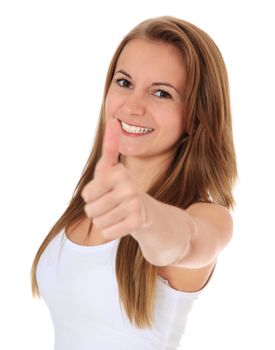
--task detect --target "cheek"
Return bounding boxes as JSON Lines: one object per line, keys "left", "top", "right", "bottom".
{"left": 104, "top": 93, "right": 113, "bottom": 117}
{"left": 157, "top": 108, "right": 185, "bottom": 137}
{"left": 105, "top": 91, "right": 124, "bottom": 117}
{"left": 171, "top": 107, "right": 186, "bottom": 136}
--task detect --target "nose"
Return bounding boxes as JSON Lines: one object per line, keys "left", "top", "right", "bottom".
{"left": 121, "top": 90, "right": 146, "bottom": 116}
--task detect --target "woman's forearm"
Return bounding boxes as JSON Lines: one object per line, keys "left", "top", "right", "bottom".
{"left": 131, "top": 193, "right": 195, "bottom": 266}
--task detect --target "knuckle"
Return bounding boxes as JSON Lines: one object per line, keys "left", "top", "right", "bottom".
{"left": 115, "top": 183, "right": 132, "bottom": 198}
{"left": 84, "top": 204, "right": 92, "bottom": 217}
{"left": 130, "top": 193, "right": 141, "bottom": 208}
{"left": 134, "top": 214, "right": 142, "bottom": 226}
{"left": 130, "top": 215, "right": 141, "bottom": 230}
{"left": 82, "top": 186, "right": 90, "bottom": 199}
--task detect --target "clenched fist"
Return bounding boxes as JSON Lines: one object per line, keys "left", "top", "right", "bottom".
{"left": 81, "top": 118, "right": 149, "bottom": 240}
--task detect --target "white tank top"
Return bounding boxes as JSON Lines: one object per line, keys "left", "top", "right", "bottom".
{"left": 36, "top": 229, "right": 209, "bottom": 350}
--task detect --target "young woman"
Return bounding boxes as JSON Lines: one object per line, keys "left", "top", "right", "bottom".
{"left": 31, "top": 15, "right": 238, "bottom": 349}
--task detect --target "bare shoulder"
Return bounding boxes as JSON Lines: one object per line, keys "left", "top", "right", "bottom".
{"left": 186, "top": 200, "right": 233, "bottom": 219}
{"left": 157, "top": 259, "right": 217, "bottom": 293}
{"left": 185, "top": 201, "right": 234, "bottom": 247}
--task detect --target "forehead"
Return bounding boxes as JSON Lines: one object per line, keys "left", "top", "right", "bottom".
{"left": 115, "top": 38, "right": 186, "bottom": 84}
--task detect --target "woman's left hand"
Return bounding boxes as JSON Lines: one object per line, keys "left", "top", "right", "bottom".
{"left": 81, "top": 118, "right": 148, "bottom": 240}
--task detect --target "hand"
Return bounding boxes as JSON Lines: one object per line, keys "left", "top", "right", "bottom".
{"left": 81, "top": 118, "right": 148, "bottom": 240}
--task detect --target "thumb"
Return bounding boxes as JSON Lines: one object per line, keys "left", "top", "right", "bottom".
{"left": 94, "top": 118, "right": 121, "bottom": 175}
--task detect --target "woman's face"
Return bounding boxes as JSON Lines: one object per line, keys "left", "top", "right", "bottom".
{"left": 105, "top": 38, "right": 186, "bottom": 159}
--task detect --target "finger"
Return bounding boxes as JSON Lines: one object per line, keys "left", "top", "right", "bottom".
{"left": 101, "top": 215, "right": 139, "bottom": 239}
{"left": 96, "top": 196, "right": 142, "bottom": 235}
{"left": 81, "top": 177, "right": 112, "bottom": 202}
{"left": 83, "top": 187, "right": 121, "bottom": 218}
{"left": 92, "top": 202, "right": 125, "bottom": 230}
{"left": 95, "top": 118, "right": 121, "bottom": 175}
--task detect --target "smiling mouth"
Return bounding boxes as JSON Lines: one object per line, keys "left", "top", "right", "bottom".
{"left": 118, "top": 119, "right": 154, "bottom": 130}
{"left": 118, "top": 119, "right": 154, "bottom": 136}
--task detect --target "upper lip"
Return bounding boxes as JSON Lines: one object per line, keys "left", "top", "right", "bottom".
{"left": 118, "top": 119, "right": 154, "bottom": 130}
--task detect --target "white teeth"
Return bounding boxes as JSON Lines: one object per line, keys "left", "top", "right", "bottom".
{"left": 121, "top": 121, "right": 153, "bottom": 134}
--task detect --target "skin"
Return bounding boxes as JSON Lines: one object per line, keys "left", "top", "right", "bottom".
{"left": 105, "top": 38, "right": 187, "bottom": 191}
{"left": 79, "top": 38, "right": 233, "bottom": 292}
{"left": 80, "top": 114, "right": 231, "bottom": 292}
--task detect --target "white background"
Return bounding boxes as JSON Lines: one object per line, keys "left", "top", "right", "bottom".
{"left": 0, "top": 0, "right": 274, "bottom": 349}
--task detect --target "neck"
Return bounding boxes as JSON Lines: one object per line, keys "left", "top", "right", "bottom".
{"left": 119, "top": 151, "right": 173, "bottom": 192}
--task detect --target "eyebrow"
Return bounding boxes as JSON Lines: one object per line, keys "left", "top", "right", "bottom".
{"left": 114, "top": 69, "right": 180, "bottom": 95}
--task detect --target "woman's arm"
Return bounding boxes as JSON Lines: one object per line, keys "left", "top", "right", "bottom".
{"left": 132, "top": 193, "right": 233, "bottom": 268}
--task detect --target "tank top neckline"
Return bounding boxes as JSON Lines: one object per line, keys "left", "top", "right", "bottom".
{"left": 61, "top": 229, "right": 119, "bottom": 251}
{"left": 59, "top": 229, "right": 205, "bottom": 297}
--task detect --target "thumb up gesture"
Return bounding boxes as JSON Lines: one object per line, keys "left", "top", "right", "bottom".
{"left": 81, "top": 118, "right": 149, "bottom": 240}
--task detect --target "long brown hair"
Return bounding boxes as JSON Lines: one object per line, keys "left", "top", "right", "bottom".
{"left": 30, "top": 16, "right": 238, "bottom": 329}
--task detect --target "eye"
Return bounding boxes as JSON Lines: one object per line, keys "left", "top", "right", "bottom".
{"left": 115, "top": 78, "right": 131, "bottom": 88}
{"left": 154, "top": 90, "right": 172, "bottom": 99}
{"left": 114, "top": 78, "right": 172, "bottom": 99}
